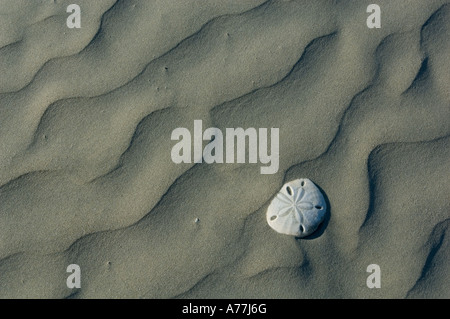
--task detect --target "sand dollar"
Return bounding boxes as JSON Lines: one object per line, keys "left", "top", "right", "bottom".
{"left": 266, "top": 178, "right": 326, "bottom": 237}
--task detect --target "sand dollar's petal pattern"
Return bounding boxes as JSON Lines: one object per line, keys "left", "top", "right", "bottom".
{"left": 266, "top": 178, "right": 327, "bottom": 237}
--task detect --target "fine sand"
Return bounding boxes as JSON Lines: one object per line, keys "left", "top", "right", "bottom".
{"left": 0, "top": 0, "right": 449, "bottom": 298}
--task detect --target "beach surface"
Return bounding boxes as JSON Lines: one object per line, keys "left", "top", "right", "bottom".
{"left": 0, "top": 0, "right": 449, "bottom": 298}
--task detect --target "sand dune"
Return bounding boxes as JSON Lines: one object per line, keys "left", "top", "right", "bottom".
{"left": 0, "top": 0, "right": 448, "bottom": 298}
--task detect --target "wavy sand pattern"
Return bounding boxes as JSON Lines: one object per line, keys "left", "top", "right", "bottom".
{"left": 0, "top": 0, "right": 449, "bottom": 298}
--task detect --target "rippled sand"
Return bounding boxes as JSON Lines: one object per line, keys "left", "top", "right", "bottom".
{"left": 0, "top": 0, "right": 448, "bottom": 298}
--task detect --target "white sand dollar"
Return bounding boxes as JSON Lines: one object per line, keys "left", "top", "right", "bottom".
{"left": 266, "top": 178, "right": 326, "bottom": 237}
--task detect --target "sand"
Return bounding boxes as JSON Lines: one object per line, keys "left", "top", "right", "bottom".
{"left": 0, "top": 0, "right": 448, "bottom": 298}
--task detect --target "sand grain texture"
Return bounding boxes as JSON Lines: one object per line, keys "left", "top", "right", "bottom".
{"left": 0, "top": 0, "right": 449, "bottom": 298}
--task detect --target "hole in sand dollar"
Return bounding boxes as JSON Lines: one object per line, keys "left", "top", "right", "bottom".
{"left": 315, "top": 205, "right": 323, "bottom": 210}
{"left": 270, "top": 215, "right": 277, "bottom": 221}
{"left": 300, "top": 225, "right": 305, "bottom": 233}
{"left": 286, "top": 186, "right": 293, "bottom": 196}
{"left": 300, "top": 180, "right": 305, "bottom": 187}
